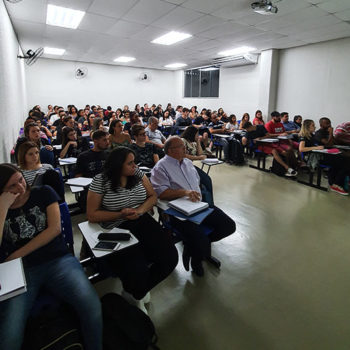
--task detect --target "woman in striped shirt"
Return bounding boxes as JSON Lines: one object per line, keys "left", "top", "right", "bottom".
{"left": 87, "top": 147, "right": 178, "bottom": 308}
{"left": 17, "top": 141, "right": 64, "bottom": 201}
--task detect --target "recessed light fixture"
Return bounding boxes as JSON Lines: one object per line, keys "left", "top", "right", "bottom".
{"left": 218, "top": 46, "right": 256, "bottom": 57}
{"left": 114, "top": 56, "right": 136, "bottom": 63}
{"left": 46, "top": 4, "right": 85, "bottom": 29}
{"left": 152, "top": 31, "right": 192, "bottom": 46}
{"left": 44, "top": 47, "right": 65, "bottom": 55}
{"left": 164, "top": 63, "right": 188, "bottom": 69}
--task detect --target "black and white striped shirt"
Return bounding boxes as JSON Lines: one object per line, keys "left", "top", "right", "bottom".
{"left": 89, "top": 169, "right": 146, "bottom": 229}
{"left": 22, "top": 164, "right": 54, "bottom": 185}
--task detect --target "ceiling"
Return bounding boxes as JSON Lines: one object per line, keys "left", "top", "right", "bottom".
{"left": 4, "top": 0, "right": 350, "bottom": 70}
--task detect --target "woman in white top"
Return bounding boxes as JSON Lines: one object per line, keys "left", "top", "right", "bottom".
{"left": 158, "top": 110, "right": 174, "bottom": 127}
{"left": 225, "top": 114, "right": 239, "bottom": 131}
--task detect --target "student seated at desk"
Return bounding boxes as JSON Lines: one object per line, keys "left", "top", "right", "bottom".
{"left": 281, "top": 112, "right": 300, "bottom": 133}
{"left": 130, "top": 124, "right": 159, "bottom": 168}
{"left": 87, "top": 147, "right": 178, "bottom": 308}
{"left": 253, "top": 110, "right": 265, "bottom": 126}
{"left": 299, "top": 119, "right": 349, "bottom": 195}
{"left": 60, "top": 127, "right": 90, "bottom": 159}
{"left": 243, "top": 121, "right": 298, "bottom": 177}
{"left": 108, "top": 119, "right": 132, "bottom": 149}
{"left": 0, "top": 164, "right": 102, "bottom": 350}
{"left": 239, "top": 113, "right": 250, "bottom": 130}
{"left": 315, "top": 117, "right": 335, "bottom": 147}
{"left": 334, "top": 122, "right": 350, "bottom": 146}
{"left": 150, "top": 136, "right": 235, "bottom": 277}
{"left": 225, "top": 114, "right": 239, "bottom": 131}
{"left": 18, "top": 142, "right": 64, "bottom": 202}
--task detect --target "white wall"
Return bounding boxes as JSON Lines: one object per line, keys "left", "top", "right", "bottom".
{"left": 0, "top": 0, "right": 27, "bottom": 163}
{"left": 175, "top": 64, "right": 261, "bottom": 120}
{"left": 26, "top": 58, "right": 177, "bottom": 111}
{"left": 276, "top": 37, "right": 350, "bottom": 127}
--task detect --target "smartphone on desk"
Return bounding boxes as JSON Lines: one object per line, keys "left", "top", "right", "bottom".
{"left": 92, "top": 241, "right": 121, "bottom": 251}
{"left": 97, "top": 233, "right": 131, "bottom": 242}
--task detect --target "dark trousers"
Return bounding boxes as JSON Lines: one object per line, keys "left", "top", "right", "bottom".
{"left": 169, "top": 206, "right": 235, "bottom": 263}
{"left": 323, "top": 154, "right": 350, "bottom": 187}
{"left": 107, "top": 214, "right": 178, "bottom": 299}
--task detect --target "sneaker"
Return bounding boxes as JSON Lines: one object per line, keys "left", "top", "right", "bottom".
{"left": 330, "top": 185, "right": 349, "bottom": 196}
{"left": 285, "top": 168, "right": 298, "bottom": 177}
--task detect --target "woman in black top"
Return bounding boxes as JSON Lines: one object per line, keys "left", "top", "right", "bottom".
{"left": 130, "top": 124, "right": 159, "bottom": 168}
{"left": 299, "top": 119, "right": 349, "bottom": 195}
{"left": 0, "top": 164, "right": 102, "bottom": 350}
{"left": 60, "top": 127, "right": 90, "bottom": 158}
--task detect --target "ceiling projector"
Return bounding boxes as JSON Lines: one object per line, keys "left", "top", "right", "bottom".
{"left": 251, "top": 1, "right": 278, "bottom": 15}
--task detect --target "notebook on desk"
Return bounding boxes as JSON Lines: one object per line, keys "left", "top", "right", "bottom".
{"left": 0, "top": 258, "right": 27, "bottom": 302}
{"left": 168, "top": 197, "right": 209, "bottom": 216}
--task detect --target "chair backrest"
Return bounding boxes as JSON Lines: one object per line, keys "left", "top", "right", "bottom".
{"left": 59, "top": 202, "right": 74, "bottom": 254}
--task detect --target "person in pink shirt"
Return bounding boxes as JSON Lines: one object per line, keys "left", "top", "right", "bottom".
{"left": 253, "top": 110, "right": 264, "bottom": 125}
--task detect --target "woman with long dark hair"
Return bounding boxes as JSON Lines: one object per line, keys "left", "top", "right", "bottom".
{"left": 87, "top": 147, "right": 178, "bottom": 311}
{"left": 0, "top": 164, "right": 102, "bottom": 350}
{"left": 60, "top": 127, "right": 90, "bottom": 159}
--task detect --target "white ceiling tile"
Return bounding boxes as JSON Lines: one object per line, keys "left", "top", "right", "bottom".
{"left": 48, "top": 0, "right": 93, "bottom": 11}
{"left": 12, "top": 19, "right": 46, "bottom": 39}
{"left": 180, "top": 15, "right": 224, "bottom": 35}
{"left": 78, "top": 13, "right": 118, "bottom": 33}
{"left": 123, "top": 0, "right": 176, "bottom": 25}
{"left": 5, "top": 0, "right": 47, "bottom": 24}
{"left": 291, "top": 21, "right": 350, "bottom": 40}
{"left": 89, "top": 0, "right": 139, "bottom": 19}
{"left": 199, "top": 22, "right": 250, "bottom": 39}
{"left": 211, "top": 1, "right": 252, "bottom": 20}
{"left": 318, "top": 0, "right": 350, "bottom": 13}
{"left": 279, "top": 5, "right": 330, "bottom": 23}
{"left": 276, "top": 0, "right": 311, "bottom": 15}
{"left": 153, "top": 6, "right": 204, "bottom": 30}
{"left": 234, "top": 13, "right": 276, "bottom": 26}
{"left": 161, "top": 0, "right": 186, "bottom": 4}
{"left": 182, "top": 0, "right": 238, "bottom": 15}
{"left": 106, "top": 20, "right": 147, "bottom": 38}
{"left": 275, "top": 14, "right": 342, "bottom": 36}
{"left": 130, "top": 26, "right": 168, "bottom": 41}
{"left": 334, "top": 9, "right": 350, "bottom": 21}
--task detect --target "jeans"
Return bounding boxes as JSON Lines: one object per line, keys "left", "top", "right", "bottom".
{"left": 0, "top": 254, "right": 102, "bottom": 350}
{"left": 216, "top": 138, "right": 229, "bottom": 160}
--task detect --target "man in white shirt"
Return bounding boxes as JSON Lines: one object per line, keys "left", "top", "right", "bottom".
{"left": 145, "top": 117, "right": 166, "bottom": 149}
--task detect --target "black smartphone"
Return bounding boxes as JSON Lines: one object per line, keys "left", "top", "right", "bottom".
{"left": 97, "top": 233, "right": 131, "bottom": 242}
{"left": 93, "top": 241, "right": 120, "bottom": 251}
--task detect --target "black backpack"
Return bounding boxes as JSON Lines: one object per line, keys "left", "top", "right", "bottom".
{"left": 22, "top": 304, "right": 83, "bottom": 350}
{"left": 270, "top": 158, "right": 286, "bottom": 176}
{"left": 101, "top": 293, "right": 159, "bottom": 350}
{"left": 228, "top": 138, "right": 245, "bottom": 165}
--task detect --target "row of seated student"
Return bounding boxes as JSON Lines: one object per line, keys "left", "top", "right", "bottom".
{"left": 243, "top": 113, "right": 350, "bottom": 195}
{"left": 18, "top": 105, "right": 350, "bottom": 186}
{"left": 0, "top": 136, "right": 236, "bottom": 349}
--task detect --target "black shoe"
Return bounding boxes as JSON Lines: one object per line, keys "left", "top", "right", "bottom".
{"left": 182, "top": 246, "right": 190, "bottom": 271}
{"left": 191, "top": 259, "right": 204, "bottom": 277}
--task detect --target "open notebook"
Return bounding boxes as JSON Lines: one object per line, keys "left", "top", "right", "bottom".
{"left": 0, "top": 258, "right": 27, "bottom": 302}
{"left": 168, "top": 197, "right": 209, "bottom": 216}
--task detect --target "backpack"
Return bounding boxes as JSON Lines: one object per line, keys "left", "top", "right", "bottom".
{"left": 23, "top": 304, "right": 83, "bottom": 350}
{"left": 228, "top": 138, "right": 245, "bottom": 165}
{"left": 101, "top": 293, "right": 159, "bottom": 350}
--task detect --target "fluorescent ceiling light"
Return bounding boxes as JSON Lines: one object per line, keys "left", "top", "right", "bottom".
{"left": 152, "top": 31, "right": 192, "bottom": 45}
{"left": 46, "top": 4, "right": 85, "bottom": 29}
{"left": 44, "top": 47, "right": 65, "bottom": 55}
{"left": 218, "top": 46, "right": 256, "bottom": 57}
{"left": 164, "top": 63, "right": 187, "bottom": 69}
{"left": 200, "top": 67, "right": 219, "bottom": 71}
{"left": 114, "top": 56, "right": 136, "bottom": 63}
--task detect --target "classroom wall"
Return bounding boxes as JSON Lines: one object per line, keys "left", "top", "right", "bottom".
{"left": 174, "top": 64, "right": 261, "bottom": 120}
{"left": 0, "top": 0, "right": 27, "bottom": 163}
{"left": 25, "top": 58, "right": 177, "bottom": 111}
{"left": 276, "top": 37, "right": 350, "bottom": 127}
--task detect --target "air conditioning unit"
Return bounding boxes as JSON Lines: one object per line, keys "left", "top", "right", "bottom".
{"left": 211, "top": 53, "right": 259, "bottom": 68}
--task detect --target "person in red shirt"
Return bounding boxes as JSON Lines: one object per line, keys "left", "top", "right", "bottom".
{"left": 257, "top": 111, "right": 298, "bottom": 176}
